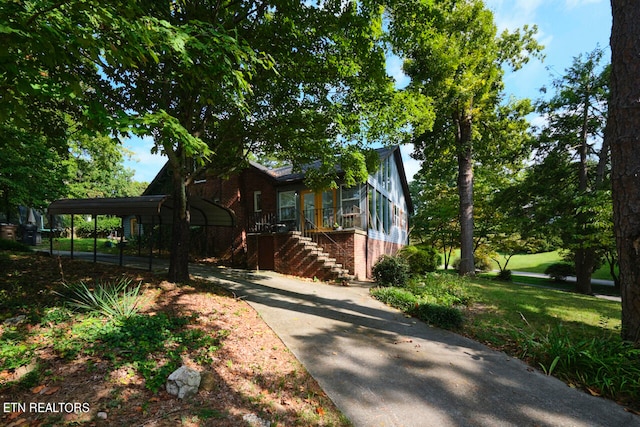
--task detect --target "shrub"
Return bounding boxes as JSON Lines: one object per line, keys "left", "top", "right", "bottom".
{"left": 497, "top": 269, "right": 512, "bottom": 281}
{"left": 0, "top": 238, "right": 32, "bottom": 252}
{"left": 59, "top": 277, "right": 142, "bottom": 319}
{"left": 473, "top": 247, "right": 494, "bottom": 272}
{"left": 398, "top": 245, "right": 441, "bottom": 275}
{"left": 412, "top": 273, "right": 475, "bottom": 307}
{"left": 372, "top": 255, "right": 410, "bottom": 287}
{"left": 369, "top": 287, "right": 417, "bottom": 312}
{"left": 544, "top": 262, "right": 575, "bottom": 282}
{"left": 410, "top": 303, "right": 464, "bottom": 329}
{"left": 74, "top": 216, "right": 121, "bottom": 238}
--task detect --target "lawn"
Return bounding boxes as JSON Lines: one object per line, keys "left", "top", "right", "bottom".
{"left": 485, "top": 250, "right": 617, "bottom": 282}
{"left": 371, "top": 272, "right": 639, "bottom": 411}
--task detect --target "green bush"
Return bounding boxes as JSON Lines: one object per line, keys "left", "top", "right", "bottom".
{"left": 372, "top": 255, "right": 410, "bottom": 287}
{"left": 544, "top": 262, "right": 575, "bottom": 282}
{"left": 410, "top": 303, "right": 463, "bottom": 329}
{"left": 452, "top": 249, "right": 493, "bottom": 273}
{"left": 371, "top": 273, "right": 473, "bottom": 330}
{"left": 369, "top": 287, "right": 417, "bottom": 312}
{"left": 0, "top": 238, "right": 32, "bottom": 252}
{"left": 410, "top": 273, "right": 475, "bottom": 307}
{"left": 398, "top": 245, "right": 441, "bottom": 275}
{"left": 74, "top": 216, "right": 121, "bottom": 238}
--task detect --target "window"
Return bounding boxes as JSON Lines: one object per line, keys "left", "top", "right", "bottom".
{"left": 368, "top": 187, "right": 376, "bottom": 230}
{"left": 253, "top": 191, "right": 262, "bottom": 213}
{"left": 278, "top": 191, "right": 296, "bottom": 221}
{"left": 383, "top": 198, "right": 391, "bottom": 233}
{"left": 340, "top": 185, "right": 360, "bottom": 212}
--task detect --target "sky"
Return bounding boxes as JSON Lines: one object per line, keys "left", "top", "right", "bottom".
{"left": 123, "top": 0, "right": 612, "bottom": 184}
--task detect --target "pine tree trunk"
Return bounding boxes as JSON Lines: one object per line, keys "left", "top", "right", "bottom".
{"left": 168, "top": 172, "right": 191, "bottom": 283}
{"left": 609, "top": 0, "right": 640, "bottom": 343}
{"left": 457, "top": 114, "right": 475, "bottom": 276}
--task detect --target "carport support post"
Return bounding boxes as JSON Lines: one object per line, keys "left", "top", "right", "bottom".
{"left": 119, "top": 217, "right": 124, "bottom": 266}
{"left": 149, "top": 217, "right": 154, "bottom": 271}
{"left": 93, "top": 215, "right": 98, "bottom": 263}
{"left": 70, "top": 215, "right": 74, "bottom": 259}
{"left": 49, "top": 214, "right": 53, "bottom": 255}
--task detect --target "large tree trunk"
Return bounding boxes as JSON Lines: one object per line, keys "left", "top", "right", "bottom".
{"left": 168, "top": 171, "right": 191, "bottom": 282}
{"left": 609, "top": 0, "right": 640, "bottom": 343}
{"left": 573, "top": 90, "right": 594, "bottom": 294}
{"left": 457, "top": 113, "right": 475, "bottom": 276}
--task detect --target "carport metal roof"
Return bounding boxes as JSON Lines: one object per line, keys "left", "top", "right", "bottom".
{"left": 47, "top": 195, "right": 235, "bottom": 227}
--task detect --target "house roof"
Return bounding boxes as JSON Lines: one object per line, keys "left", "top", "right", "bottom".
{"left": 47, "top": 195, "right": 235, "bottom": 227}
{"left": 249, "top": 146, "right": 414, "bottom": 213}
{"left": 143, "top": 145, "right": 414, "bottom": 213}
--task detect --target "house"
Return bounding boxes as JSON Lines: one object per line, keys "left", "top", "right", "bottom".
{"left": 145, "top": 146, "right": 413, "bottom": 280}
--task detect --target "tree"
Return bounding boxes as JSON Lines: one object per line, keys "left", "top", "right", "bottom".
{"left": 387, "top": 0, "right": 542, "bottom": 275}
{"left": 530, "top": 48, "right": 611, "bottom": 294}
{"left": 98, "top": 1, "right": 408, "bottom": 282}
{"left": 0, "top": 125, "right": 68, "bottom": 222}
{"left": 409, "top": 174, "right": 459, "bottom": 270}
{"left": 4, "top": 1, "right": 408, "bottom": 281}
{"left": 65, "top": 133, "right": 145, "bottom": 199}
{"left": 608, "top": 0, "right": 640, "bottom": 343}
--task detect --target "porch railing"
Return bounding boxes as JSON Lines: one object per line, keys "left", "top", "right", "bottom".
{"left": 247, "top": 206, "right": 363, "bottom": 234}
{"left": 248, "top": 207, "right": 363, "bottom": 273}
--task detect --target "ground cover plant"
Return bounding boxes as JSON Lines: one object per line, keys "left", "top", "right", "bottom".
{"left": 371, "top": 273, "right": 474, "bottom": 329}
{"left": 371, "top": 271, "right": 640, "bottom": 412}
{"left": 0, "top": 252, "right": 350, "bottom": 426}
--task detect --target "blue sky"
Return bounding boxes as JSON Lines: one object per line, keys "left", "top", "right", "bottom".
{"left": 124, "top": 0, "right": 612, "bottom": 183}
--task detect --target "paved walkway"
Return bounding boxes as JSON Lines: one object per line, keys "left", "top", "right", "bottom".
{"left": 51, "top": 252, "right": 637, "bottom": 426}
{"left": 190, "top": 266, "right": 639, "bottom": 427}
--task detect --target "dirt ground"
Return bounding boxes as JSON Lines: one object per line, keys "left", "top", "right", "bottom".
{"left": 0, "top": 252, "right": 350, "bottom": 426}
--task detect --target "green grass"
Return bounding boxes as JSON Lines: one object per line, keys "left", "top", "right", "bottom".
{"left": 371, "top": 273, "right": 639, "bottom": 409}
{"left": 42, "top": 238, "right": 141, "bottom": 255}
{"left": 487, "top": 251, "right": 618, "bottom": 282}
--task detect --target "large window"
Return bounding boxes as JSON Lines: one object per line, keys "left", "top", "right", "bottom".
{"left": 278, "top": 191, "right": 296, "bottom": 221}
{"left": 340, "top": 185, "right": 359, "bottom": 213}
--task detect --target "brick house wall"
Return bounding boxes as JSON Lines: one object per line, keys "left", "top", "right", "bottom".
{"left": 190, "top": 167, "right": 277, "bottom": 264}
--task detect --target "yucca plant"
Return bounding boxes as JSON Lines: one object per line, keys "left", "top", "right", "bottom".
{"left": 60, "top": 277, "right": 142, "bottom": 319}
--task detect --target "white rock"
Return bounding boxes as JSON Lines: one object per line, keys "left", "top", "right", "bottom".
{"left": 97, "top": 412, "right": 108, "bottom": 420}
{"left": 166, "top": 366, "right": 201, "bottom": 399}
{"left": 243, "top": 413, "right": 271, "bottom": 427}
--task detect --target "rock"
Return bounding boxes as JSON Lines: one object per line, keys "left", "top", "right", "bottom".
{"left": 199, "top": 371, "right": 216, "bottom": 391}
{"left": 3, "top": 315, "right": 26, "bottom": 325}
{"left": 166, "top": 366, "right": 201, "bottom": 399}
{"left": 97, "top": 412, "right": 108, "bottom": 420}
{"left": 243, "top": 413, "right": 271, "bottom": 427}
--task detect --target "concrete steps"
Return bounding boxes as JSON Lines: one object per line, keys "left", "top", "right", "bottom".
{"left": 284, "top": 232, "right": 352, "bottom": 282}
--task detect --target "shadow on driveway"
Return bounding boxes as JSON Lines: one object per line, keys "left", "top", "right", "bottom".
{"left": 192, "top": 266, "right": 639, "bottom": 427}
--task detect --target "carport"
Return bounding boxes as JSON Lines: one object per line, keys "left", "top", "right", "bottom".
{"left": 47, "top": 195, "right": 235, "bottom": 270}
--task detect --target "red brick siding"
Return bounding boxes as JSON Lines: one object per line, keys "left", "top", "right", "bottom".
{"left": 190, "top": 167, "right": 277, "bottom": 265}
